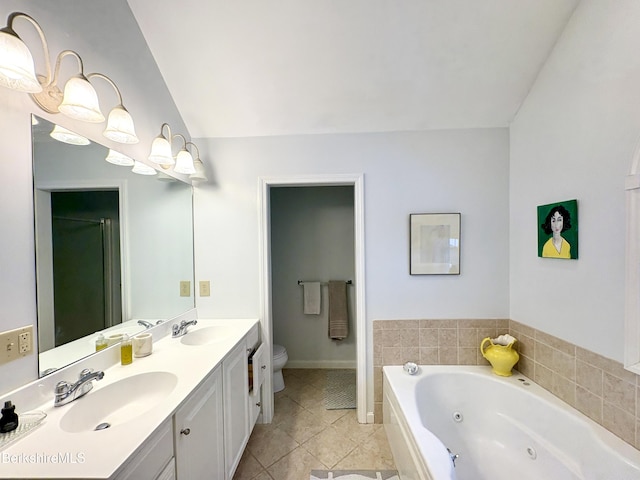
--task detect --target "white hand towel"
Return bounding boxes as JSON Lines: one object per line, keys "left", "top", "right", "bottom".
{"left": 303, "top": 282, "right": 321, "bottom": 315}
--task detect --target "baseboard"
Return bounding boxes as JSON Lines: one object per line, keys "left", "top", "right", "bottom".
{"left": 285, "top": 359, "right": 357, "bottom": 369}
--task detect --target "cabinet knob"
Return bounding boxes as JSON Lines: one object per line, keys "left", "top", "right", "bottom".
{"left": 256, "top": 402, "right": 261, "bottom": 407}
{"left": 180, "top": 428, "right": 191, "bottom": 436}
{"left": 261, "top": 365, "right": 266, "bottom": 370}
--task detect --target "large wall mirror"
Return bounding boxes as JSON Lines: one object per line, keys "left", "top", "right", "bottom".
{"left": 32, "top": 115, "right": 195, "bottom": 376}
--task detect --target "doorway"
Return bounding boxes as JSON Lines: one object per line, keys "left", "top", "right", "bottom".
{"left": 259, "top": 174, "right": 367, "bottom": 424}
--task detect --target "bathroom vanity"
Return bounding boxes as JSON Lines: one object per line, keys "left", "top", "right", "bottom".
{"left": 0, "top": 317, "right": 264, "bottom": 479}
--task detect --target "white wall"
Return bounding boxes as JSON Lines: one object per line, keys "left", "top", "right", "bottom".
{"left": 193, "top": 128, "right": 510, "bottom": 410}
{"left": 271, "top": 186, "right": 357, "bottom": 368}
{"left": 0, "top": 0, "right": 189, "bottom": 393}
{"left": 510, "top": 0, "right": 640, "bottom": 362}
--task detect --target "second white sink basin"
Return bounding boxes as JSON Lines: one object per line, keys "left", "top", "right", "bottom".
{"left": 180, "top": 326, "right": 235, "bottom": 346}
{"left": 59, "top": 371, "right": 178, "bottom": 433}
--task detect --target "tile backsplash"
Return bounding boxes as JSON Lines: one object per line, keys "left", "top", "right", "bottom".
{"left": 373, "top": 318, "right": 640, "bottom": 451}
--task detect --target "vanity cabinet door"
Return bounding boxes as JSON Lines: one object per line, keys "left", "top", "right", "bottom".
{"left": 112, "top": 420, "right": 173, "bottom": 480}
{"left": 174, "top": 365, "right": 224, "bottom": 480}
{"left": 249, "top": 342, "right": 266, "bottom": 428}
{"left": 223, "top": 341, "right": 250, "bottom": 479}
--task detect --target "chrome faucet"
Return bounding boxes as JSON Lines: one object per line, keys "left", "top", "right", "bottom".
{"left": 138, "top": 320, "right": 164, "bottom": 329}
{"left": 172, "top": 319, "right": 197, "bottom": 338}
{"left": 54, "top": 369, "right": 104, "bottom": 407}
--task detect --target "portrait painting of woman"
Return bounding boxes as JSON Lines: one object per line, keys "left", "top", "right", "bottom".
{"left": 537, "top": 199, "right": 578, "bottom": 259}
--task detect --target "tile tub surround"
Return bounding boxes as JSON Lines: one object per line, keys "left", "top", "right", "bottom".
{"left": 373, "top": 319, "right": 640, "bottom": 452}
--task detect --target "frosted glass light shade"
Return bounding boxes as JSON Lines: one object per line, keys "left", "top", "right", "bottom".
{"left": 174, "top": 149, "right": 196, "bottom": 174}
{"left": 105, "top": 149, "right": 134, "bottom": 166}
{"left": 148, "top": 135, "right": 174, "bottom": 166}
{"left": 0, "top": 29, "right": 41, "bottom": 93}
{"left": 58, "top": 75, "right": 105, "bottom": 123}
{"left": 50, "top": 124, "right": 90, "bottom": 145}
{"left": 103, "top": 105, "right": 138, "bottom": 144}
{"left": 132, "top": 160, "right": 157, "bottom": 175}
{"left": 190, "top": 159, "right": 208, "bottom": 182}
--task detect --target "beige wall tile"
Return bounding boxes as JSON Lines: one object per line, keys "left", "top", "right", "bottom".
{"left": 510, "top": 319, "right": 536, "bottom": 338}
{"left": 420, "top": 328, "right": 439, "bottom": 347}
{"left": 603, "top": 373, "right": 636, "bottom": 416}
{"left": 399, "top": 328, "right": 420, "bottom": 347}
{"left": 536, "top": 330, "right": 575, "bottom": 356}
{"left": 439, "top": 347, "right": 458, "bottom": 364}
{"left": 603, "top": 403, "right": 636, "bottom": 446}
{"left": 439, "top": 328, "right": 458, "bottom": 346}
{"left": 576, "top": 385, "right": 603, "bottom": 423}
{"left": 576, "top": 360, "right": 603, "bottom": 397}
{"left": 458, "top": 328, "right": 478, "bottom": 347}
{"left": 419, "top": 347, "right": 439, "bottom": 364}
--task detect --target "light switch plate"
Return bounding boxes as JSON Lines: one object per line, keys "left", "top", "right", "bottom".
{"left": 180, "top": 281, "right": 191, "bottom": 297}
{"left": 199, "top": 280, "right": 211, "bottom": 297}
{"left": 0, "top": 325, "right": 33, "bottom": 366}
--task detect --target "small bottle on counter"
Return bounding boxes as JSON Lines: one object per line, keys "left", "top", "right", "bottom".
{"left": 120, "top": 334, "right": 133, "bottom": 365}
{"left": 95, "top": 333, "right": 107, "bottom": 352}
{"left": 0, "top": 401, "right": 19, "bottom": 433}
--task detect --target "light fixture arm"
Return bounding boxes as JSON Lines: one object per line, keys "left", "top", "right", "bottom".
{"left": 87, "top": 72, "right": 123, "bottom": 106}
{"left": 50, "top": 49, "right": 85, "bottom": 87}
{"left": 3, "top": 12, "right": 52, "bottom": 86}
{"left": 159, "top": 122, "right": 172, "bottom": 141}
{"left": 186, "top": 141, "right": 200, "bottom": 159}
{"left": 172, "top": 133, "right": 188, "bottom": 150}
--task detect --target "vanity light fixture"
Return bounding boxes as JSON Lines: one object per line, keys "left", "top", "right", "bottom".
{"left": 148, "top": 123, "right": 197, "bottom": 175}
{"left": 49, "top": 124, "right": 90, "bottom": 145}
{"left": 53, "top": 50, "right": 104, "bottom": 123}
{"left": 88, "top": 72, "right": 138, "bottom": 144}
{"left": 148, "top": 123, "right": 174, "bottom": 167}
{"left": 132, "top": 160, "right": 157, "bottom": 176}
{"left": 173, "top": 136, "right": 196, "bottom": 175}
{"left": 0, "top": 12, "right": 46, "bottom": 93}
{"left": 185, "top": 142, "right": 206, "bottom": 181}
{"left": 105, "top": 149, "right": 134, "bottom": 166}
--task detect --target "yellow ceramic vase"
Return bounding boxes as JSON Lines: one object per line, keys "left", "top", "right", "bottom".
{"left": 480, "top": 337, "right": 519, "bottom": 377}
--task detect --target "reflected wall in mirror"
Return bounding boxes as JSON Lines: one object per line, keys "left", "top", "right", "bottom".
{"left": 32, "top": 116, "right": 195, "bottom": 376}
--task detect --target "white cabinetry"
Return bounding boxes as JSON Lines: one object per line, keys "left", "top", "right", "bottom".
{"left": 112, "top": 420, "right": 174, "bottom": 480}
{"left": 223, "top": 341, "right": 250, "bottom": 479}
{"left": 249, "top": 342, "right": 265, "bottom": 427}
{"left": 174, "top": 366, "right": 224, "bottom": 480}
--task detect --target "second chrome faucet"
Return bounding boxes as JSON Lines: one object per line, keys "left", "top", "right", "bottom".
{"left": 172, "top": 320, "right": 197, "bottom": 338}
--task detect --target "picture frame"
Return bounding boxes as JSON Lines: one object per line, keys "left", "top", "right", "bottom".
{"left": 410, "top": 213, "right": 461, "bottom": 275}
{"left": 537, "top": 199, "right": 578, "bottom": 259}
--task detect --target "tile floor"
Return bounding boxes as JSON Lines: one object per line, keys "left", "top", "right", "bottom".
{"left": 233, "top": 369, "right": 396, "bottom": 480}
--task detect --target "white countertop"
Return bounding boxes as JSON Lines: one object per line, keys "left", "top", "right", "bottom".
{"left": 0, "top": 318, "right": 258, "bottom": 479}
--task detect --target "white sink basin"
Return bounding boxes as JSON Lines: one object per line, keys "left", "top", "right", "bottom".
{"left": 59, "top": 371, "right": 177, "bottom": 433}
{"left": 180, "top": 326, "right": 235, "bottom": 346}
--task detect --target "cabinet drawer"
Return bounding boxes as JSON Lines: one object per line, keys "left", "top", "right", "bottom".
{"left": 250, "top": 343, "right": 266, "bottom": 391}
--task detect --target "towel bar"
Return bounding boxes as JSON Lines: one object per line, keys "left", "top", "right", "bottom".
{"left": 297, "top": 280, "right": 353, "bottom": 286}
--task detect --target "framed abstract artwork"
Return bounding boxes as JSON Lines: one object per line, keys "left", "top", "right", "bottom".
{"left": 410, "top": 213, "right": 460, "bottom": 275}
{"left": 537, "top": 199, "right": 578, "bottom": 259}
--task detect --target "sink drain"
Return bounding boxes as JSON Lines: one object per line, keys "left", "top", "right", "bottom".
{"left": 94, "top": 422, "right": 111, "bottom": 431}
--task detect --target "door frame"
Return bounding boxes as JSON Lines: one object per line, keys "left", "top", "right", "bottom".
{"left": 258, "top": 174, "right": 368, "bottom": 423}
{"left": 34, "top": 179, "right": 129, "bottom": 352}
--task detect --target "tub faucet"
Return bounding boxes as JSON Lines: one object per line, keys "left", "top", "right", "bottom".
{"left": 447, "top": 448, "right": 459, "bottom": 467}
{"left": 54, "top": 369, "right": 104, "bottom": 407}
{"left": 138, "top": 320, "right": 154, "bottom": 329}
{"left": 172, "top": 319, "right": 198, "bottom": 338}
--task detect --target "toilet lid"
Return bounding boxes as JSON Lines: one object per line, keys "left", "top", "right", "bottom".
{"left": 273, "top": 344, "right": 286, "bottom": 358}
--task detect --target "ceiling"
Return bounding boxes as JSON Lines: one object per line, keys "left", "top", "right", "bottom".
{"left": 126, "top": 0, "right": 579, "bottom": 139}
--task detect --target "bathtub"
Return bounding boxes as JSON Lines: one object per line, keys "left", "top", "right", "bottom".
{"left": 382, "top": 365, "right": 640, "bottom": 480}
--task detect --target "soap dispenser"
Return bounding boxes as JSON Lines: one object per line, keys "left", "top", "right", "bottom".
{"left": 0, "top": 401, "right": 19, "bottom": 433}
{"left": 95, "top": 333, "right": 107, "bottom": 352}
{"left": 120, "top": 334, "right": 133, "bottom": 365}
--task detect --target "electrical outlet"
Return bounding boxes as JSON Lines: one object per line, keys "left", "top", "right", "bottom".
{"left": 199, "top": 280, "right": 211, "bottom": 297}
{"left": 0, "top": 325, "right": 33, "bottom": 365}
{"left": 180, "top": 281, "right": 191, "bottom": 297}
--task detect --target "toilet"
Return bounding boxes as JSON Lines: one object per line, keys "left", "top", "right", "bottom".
{"left": 272, "top": 344, "right": 288, "bottom": 392}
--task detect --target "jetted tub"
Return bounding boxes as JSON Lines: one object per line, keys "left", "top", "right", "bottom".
{"left": 382, "top": 365, "right": 640, "bottom": 480}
